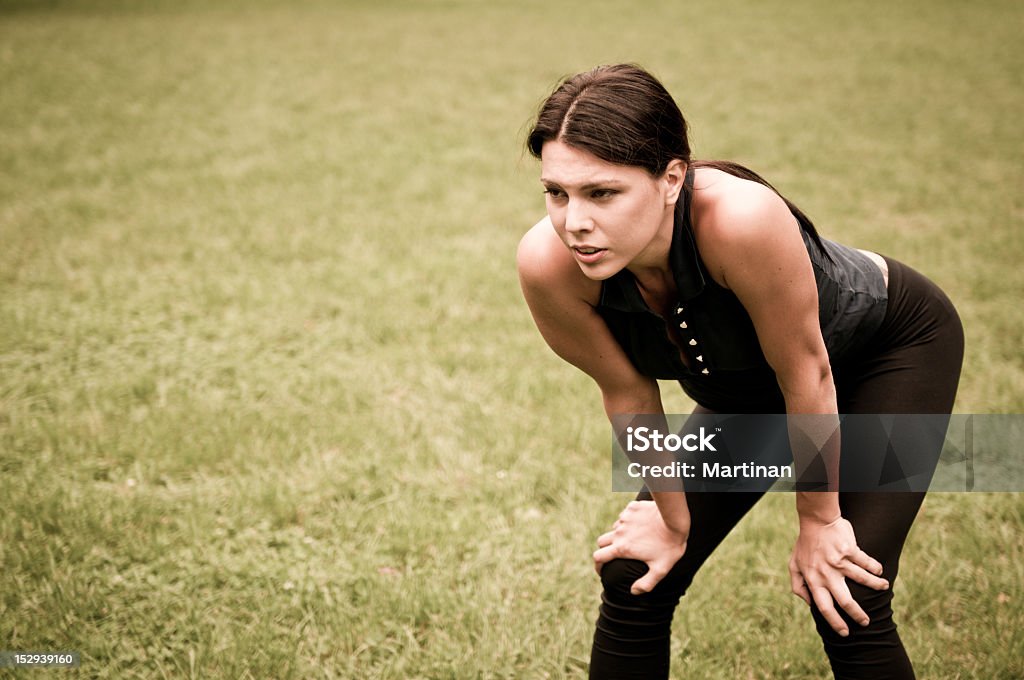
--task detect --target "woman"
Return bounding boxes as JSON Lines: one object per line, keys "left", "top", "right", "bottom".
{"left": 517, "top": 64, "right": 963, "bottom": 679}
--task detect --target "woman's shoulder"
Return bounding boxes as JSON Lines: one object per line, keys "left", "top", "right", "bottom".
{"left": 690, "top": 166, "right": 802, "bottom": 288}
{"left": 517, "top": 216, "right": 560, "bottom": 263}
{"left": 691, "top": 166, "right": 794, "bottom": 235}
{"left": 516, "top": 217, "right": 601, "bottom": 303}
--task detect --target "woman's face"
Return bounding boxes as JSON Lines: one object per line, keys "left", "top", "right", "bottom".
{"left": 540, "top": 139, "right": 682, "bottom": 281}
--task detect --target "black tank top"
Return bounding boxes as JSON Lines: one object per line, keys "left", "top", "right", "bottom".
{"left": 596, "top": 166, "right": 888, "bottom": 411}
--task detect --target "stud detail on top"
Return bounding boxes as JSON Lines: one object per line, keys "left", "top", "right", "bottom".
{"left": 688, "top": 339, "right": 697, "bottom": 346}
{"left": 701, "top": 368, "right": 710, "bottom": 375}
{"left": 679, "top": 321, "right": 687, "bottom": 329}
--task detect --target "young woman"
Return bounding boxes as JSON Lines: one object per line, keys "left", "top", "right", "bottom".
{"left": 517, "top": 64, "right": 964, "bottom": 679}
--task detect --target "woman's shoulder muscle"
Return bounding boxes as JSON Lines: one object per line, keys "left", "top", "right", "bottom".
{"left": 690, "top": 168, "right": 802, "bottom": 289}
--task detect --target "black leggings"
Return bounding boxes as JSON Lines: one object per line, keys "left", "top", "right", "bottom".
{"left": 589, "top": 257, "right": 965, "bottom": 679}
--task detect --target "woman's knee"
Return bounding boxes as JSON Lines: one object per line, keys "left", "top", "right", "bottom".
{"left": 809, "top": 580, "right": 899, "bottom": 644}
{"left": 599, "top": 557, "right": 690, "bottom": 605}
{"left": 599, "top": 558, "right": 648, "bottom": 599}
{"left": 808, "top": 584, "right": 916, "bottom": 679}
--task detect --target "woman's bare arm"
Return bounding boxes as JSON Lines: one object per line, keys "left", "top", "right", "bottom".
{"left": 517, "top": 218, "right": 690, "bottom": 593}
{"left": 695, "top": 178, "right": 841, "bottom": 516}
{"left": 694, "top": 176, "right": 889, "bottom": 635}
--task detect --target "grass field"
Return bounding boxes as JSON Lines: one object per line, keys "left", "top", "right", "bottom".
{"left": 1, "top": 0, "right": 1022, "bottom": 677}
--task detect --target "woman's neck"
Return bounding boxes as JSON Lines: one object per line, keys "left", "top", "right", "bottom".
{"left": 627, "top": 204, "right": 678, "bottom": 309}
{"left": 632, "top": 265, "right": 678, "bottom": 317}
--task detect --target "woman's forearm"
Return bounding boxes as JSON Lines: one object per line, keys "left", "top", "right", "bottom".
{"left": 782, "top": 373, "right": 842, "bottom": 523}
{"left": 603, "top": 382, "right": 691, "bottom": 534}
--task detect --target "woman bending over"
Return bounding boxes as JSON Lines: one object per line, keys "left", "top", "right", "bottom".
{"left": 517, "top": 64, "right": 963, "bottom": 679}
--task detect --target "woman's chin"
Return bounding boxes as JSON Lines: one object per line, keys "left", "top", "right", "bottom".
{"left": 576, "top": 260, "right": 621, "bottom": 281}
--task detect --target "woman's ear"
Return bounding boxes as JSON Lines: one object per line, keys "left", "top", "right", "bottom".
{"left": 662, "top": 159, "right": 687, "bottom": 206}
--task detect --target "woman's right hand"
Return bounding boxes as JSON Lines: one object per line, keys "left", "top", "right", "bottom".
{"left": 593, "top": 500, "right": 689, "bottom": 595}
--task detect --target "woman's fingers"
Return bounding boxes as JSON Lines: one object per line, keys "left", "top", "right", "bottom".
{"left": 829, "top": 579, "right": 870, "bottom": 628}
{"left": 794, "top": 552, "right": 884, "bottom": 634}
{"left": 801, "top": 564, "right": 876, "bottom": 634}
{"left": 791, "top": 577, "right": 811, "bottom": 606}
{"left": 842, "top": 564, "right": 889, "bottom": 592}
{"left": 850, "top": 548, "right": 884, "bottom": 576}
{"left": 630, "top": 561, "right": 668, "bottom": 595}
{"left": 788, "top": 560, "right": 812, "bottom": 606}
{"left": 592, "top": 544, "right": 616, "bottom": 575}
{"left": 845, "top": 549, "right": 890, "bottom": 591}
{"left": 592, "top": 544, "right": 618, "bottom": 564}
{"left": 810, "top": 586, "right": 851, "bottom": 637}
{"left": 593, "top": 516, "right": 628, "bottom": 574}
{"left": 794, "top": 565, "right": 871, "bottom": 632}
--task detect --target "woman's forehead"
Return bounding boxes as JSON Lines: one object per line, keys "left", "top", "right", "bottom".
{"left": 540, "top": 140, "right": 648, "bottom": 186}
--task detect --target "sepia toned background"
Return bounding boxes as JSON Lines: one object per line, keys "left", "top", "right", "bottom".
{"left": 1, "top": 0, "right": 1021, "bottom": 676}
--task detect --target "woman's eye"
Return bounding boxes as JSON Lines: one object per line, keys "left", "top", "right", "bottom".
{"left": 544, "top": 188, "right": 566, "bottom": 199}
{"left": 591, "top": 189, "right": 617, "bottom": 199}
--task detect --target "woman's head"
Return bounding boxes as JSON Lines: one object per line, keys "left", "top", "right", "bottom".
{"left": 527, "top": 64, "right": 691, "bottom": 176}
{"left": 527, "top": 64, "right": 834, "bottom": 269}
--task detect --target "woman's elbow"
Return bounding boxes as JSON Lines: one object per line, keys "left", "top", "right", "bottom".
{"left": 777, "top": 355, "right": 835, "bottom": 408}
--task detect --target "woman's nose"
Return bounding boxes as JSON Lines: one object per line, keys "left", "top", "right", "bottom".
{"left": 564, "top": 199, "right": 594, "bottom": 234}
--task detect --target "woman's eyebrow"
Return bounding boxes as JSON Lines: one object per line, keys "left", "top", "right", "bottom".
{"left": 540, "top": 178, "right": 626, "bottom": 190}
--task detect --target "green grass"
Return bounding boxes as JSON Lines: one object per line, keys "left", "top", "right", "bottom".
{"left": 1, "top": 0, "right": 1022, "bottom": 677}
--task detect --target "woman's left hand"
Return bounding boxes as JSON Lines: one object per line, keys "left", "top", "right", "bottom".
{"left": 788, "top": 515, "right": 889, "bottom": 636}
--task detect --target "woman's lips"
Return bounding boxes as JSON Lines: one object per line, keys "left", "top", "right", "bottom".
{"left": 572, "top": 246, "right": 607, "bottom": 264}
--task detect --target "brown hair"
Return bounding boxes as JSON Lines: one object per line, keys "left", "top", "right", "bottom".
{"left": 527, "top": 64, "right": 831, "bottom": 257}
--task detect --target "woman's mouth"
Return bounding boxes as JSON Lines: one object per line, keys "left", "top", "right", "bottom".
{"left": 572, "top": 246, "right": 608, "bottom": 264}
